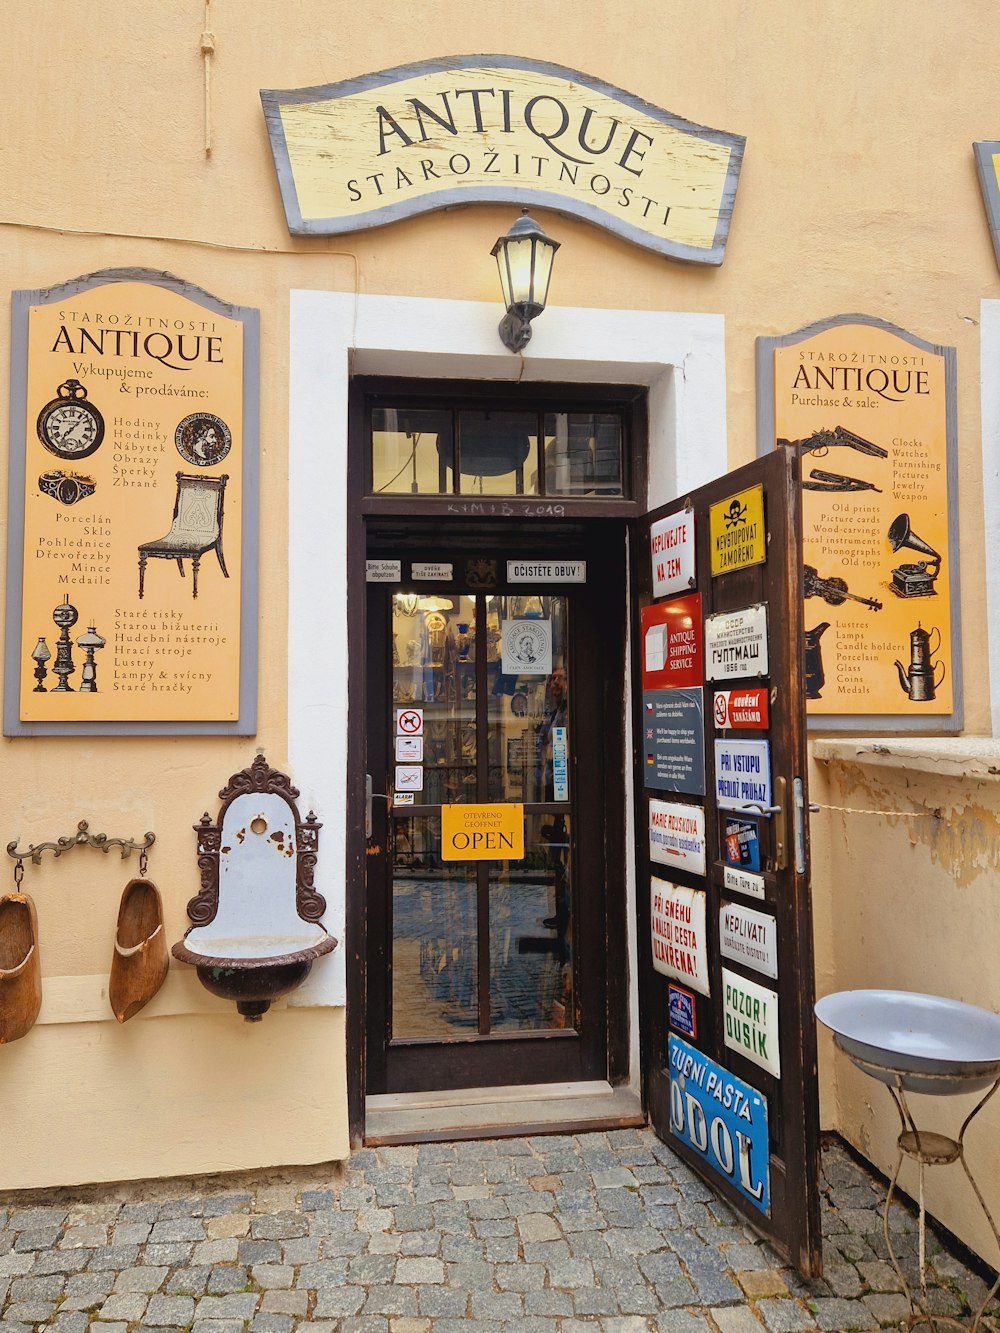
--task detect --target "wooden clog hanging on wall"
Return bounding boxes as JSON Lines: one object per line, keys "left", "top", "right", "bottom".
{"left": 0, "top": 893, "right": 42, "bottom": 1044}
{"left": 109, "top": 879, "right": 169, "bottom": 1023}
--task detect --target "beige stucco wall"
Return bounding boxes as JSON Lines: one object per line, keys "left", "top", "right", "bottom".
{"left": 1, "top": 0, "right": 998, "bottom": 1263}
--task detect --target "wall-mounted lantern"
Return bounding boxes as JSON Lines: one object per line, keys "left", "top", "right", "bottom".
{"left": 491, "top": 209, "right": 559, "bottom": 353}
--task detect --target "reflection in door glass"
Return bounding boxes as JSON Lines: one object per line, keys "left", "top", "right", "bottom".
{"left": 391, "top": 816, "right": 478, "bottom": 1039}
{"left": 391, "top": 593, "right": 476, "bottom": 805}
{"left": 490, "top": 813, "right": 573, "bottom": 1032}
{"left": 487, "top": 596, "right": 569, "bottom": 803}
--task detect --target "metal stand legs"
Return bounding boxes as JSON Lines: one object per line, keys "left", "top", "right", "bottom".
{"left": 874, "top": 1069, "right": 1000, "bottom": 1331}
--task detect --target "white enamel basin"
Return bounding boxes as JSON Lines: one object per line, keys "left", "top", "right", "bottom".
{"left": 815, "top": 989, "right": 1000, "bottom": 1095}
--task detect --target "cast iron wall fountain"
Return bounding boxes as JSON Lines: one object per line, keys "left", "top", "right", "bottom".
{"left": 172, "top": 755, "right": 337, "bottom": 1020}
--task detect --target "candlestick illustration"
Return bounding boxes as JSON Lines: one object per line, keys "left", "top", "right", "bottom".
{"left": 30, "top": 638, "right": 51, "bottom": 692}
{"left": 51, "top": 595, "right": 79, "bottom": 692}
{"left": 76, "top": 623, "right": 106, "bottom": 692}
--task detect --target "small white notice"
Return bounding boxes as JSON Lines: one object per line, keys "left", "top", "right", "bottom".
{"left": 507, "top": 560, "right": 586, "bottom": 583}
{"left": 412, "top": 562, "right": 453, "bottom": 580}
{"left": 723, "top": 866, "right": 766, "bottom": 901}
{"left": 366, "top": 559, "right": 401, "bottom": 582}
{"left": 705, "top": 604, "right": 769, "bottom": 681}
{"left": 649, "top": 799, "right": 706, "bottom": 875}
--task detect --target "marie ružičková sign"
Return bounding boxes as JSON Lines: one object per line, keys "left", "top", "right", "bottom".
{"left": 6, "top": 271, "right": 258, "bottom": 732}
{"left": 261, "top": 56, "right": 745, "bottom": 265}
{"left": 764, "top": 317, "right": 957, "bottom": 720}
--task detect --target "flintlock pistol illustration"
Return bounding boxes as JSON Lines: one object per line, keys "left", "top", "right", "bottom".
{"left": 804, "top": 564, "right": 883, "bottom": 612}
{"left": 778, "top": 425, "right": 888, "bottom": 458}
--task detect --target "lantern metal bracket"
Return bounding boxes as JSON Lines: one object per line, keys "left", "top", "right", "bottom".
{"left": 498, "top": 309, "right": 532, "bottom": 354}
{"left": 7, "top": 821, "right": 155, "bottom": 885}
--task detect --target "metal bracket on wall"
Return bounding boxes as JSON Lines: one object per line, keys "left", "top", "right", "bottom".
{"left": 7, "top": 821, "right": 155, "bottom": 886}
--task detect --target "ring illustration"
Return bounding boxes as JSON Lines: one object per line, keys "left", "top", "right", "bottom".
{"left": 38, "top": 471, "right": 97, "bottom": 505}
{"left": 175, "top": 412, "right": 232, "bottom": 467}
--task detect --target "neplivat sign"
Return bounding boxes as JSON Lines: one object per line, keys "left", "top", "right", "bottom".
{"left": 261, "top": 57, "right": 745, "bottom": 264}
{"left": 669, "top": 1036, "right": 770, "bottom": 1213}
{"left": 720, "top": 900, "right": 778, "bottom": 978}
{"left": 649, "top": 798, "right": 706, "bottom": 876}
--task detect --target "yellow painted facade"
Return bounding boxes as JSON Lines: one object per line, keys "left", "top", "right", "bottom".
{"left": 1, "top": 0, "right": 999, "bottom": 1270}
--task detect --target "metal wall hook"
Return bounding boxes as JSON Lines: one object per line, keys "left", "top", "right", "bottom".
{"left": 7, "top": 821, "right": 155, "bottom": 872}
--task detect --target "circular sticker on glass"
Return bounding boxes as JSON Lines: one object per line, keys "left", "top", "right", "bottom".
{"left": 501, "top": 619, "right": 552, "bottom": 675}
{"left": 175, "top": 413, "right": 232, "bottom": 467}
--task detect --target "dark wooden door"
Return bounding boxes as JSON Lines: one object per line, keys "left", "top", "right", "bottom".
{"left": 633, "top": 446, "right": 822, "bottom": 1276}
{"left": 365, "top": 525, "right": 626, "bottom": 1095}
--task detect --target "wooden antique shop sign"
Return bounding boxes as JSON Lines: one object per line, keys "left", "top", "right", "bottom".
{"left": 3, "top": 269, "right": 259, "bottom": 735}
{"left": 261, "top": 56, "right": 745, "bottom": 264}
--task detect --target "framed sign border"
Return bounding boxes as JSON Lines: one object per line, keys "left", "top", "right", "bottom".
{"left": 4, "top": 267, "right": 260, "bottom": 736}
{"left": 974, "top": 142, "right": 1000, "bottom": 274}
{"left": 755, "top": 312, "right": 962, "bottom": 735}
{"left": 261, "top": 54, "right": 745, "bottom": 265}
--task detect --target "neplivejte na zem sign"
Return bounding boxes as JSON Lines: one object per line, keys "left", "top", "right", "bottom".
{"left": 261, "top": 57, "right": 745, "bottom": 264}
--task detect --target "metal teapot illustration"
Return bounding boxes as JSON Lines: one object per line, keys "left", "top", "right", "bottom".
{"left": 894, "top": 623, "right": 945, "bottom": 701}
{"left": 804, "top": 622, "right": 830, "bottom": 699}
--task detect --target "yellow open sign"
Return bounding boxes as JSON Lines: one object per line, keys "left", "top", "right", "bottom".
{"left": 440, "top": 804, "right": 524, "bottom": 861}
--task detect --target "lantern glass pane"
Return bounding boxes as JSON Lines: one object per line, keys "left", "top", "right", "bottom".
{"left": 503, "top": 236, "right": 536, "bottom": 307}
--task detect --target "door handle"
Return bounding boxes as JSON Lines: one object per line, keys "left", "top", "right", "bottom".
{"left": 729, "top": 781, "right": 787, "bottom": 870}
{"left": 365, "top": 774, "right": 393, "bottom": 839}
{"left": 736, "top": 778, "right": 789, "bottom": 874}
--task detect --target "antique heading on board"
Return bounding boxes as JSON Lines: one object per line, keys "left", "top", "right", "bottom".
{"left": 758, "top": 316, "right": 960, "bottom": 731}
{"left": 4, "top": 270, "right": 259, "bottom": 735}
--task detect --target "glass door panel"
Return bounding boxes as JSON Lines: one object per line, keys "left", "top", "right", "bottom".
{"left": 387, "top": 588, "right": 575, "bottom": 1043}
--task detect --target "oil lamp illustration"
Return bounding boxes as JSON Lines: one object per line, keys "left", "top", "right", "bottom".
{"left": 76, "top": 623, "right": 106, "bottom": 692}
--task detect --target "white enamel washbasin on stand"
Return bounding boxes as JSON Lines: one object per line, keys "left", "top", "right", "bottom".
{"left": 816, "top": 989, "right": 1000, "bottom": 1331}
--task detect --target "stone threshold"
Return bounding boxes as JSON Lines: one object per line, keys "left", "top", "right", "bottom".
{"left": 365, "top": 1079, "right": 645, "bottom": 1145}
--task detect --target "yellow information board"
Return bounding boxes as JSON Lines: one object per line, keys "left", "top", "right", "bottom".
{"left": 770, "top": 320, "right": 955, "bottom": 719}
{"left": 262, "top": 57, "right": 745, "bottom": 264}
{"left": 6, "top": 272, "right": 257, "bottom": 732}
{"left": 440, "top": 804, "right": 524, "bottom": 861}
{"left": 709, "top": 484, "right": 766, "bottom": 577}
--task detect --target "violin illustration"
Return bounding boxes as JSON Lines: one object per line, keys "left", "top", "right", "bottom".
{"left": 804, "top": 565, "right": 882, "bottom": 612}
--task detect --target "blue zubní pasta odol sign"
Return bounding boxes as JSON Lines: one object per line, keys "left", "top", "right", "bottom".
{"left": 668, "top": 1035, "right": 770, "bottom": 1212}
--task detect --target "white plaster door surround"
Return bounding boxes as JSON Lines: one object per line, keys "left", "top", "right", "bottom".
{"left": 286, "top": 290, "right": 728, "bottom": 1039}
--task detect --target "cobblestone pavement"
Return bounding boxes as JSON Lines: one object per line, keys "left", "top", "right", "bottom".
{"left": 1, "top": 1129, "right": 998, "bottom": 1332}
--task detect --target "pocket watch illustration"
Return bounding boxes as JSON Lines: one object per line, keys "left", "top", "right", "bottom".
{"left": 175, "top": 412, "right": 232, "bottom": 466}
{"left": 36, "top": 379, "right": 105, "bottom": 459}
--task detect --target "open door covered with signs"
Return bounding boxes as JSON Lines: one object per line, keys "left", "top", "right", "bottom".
{"left": 632, "top": 445, "right": 821, "bottom": 1277}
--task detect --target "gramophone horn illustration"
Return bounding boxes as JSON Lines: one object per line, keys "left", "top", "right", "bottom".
{"left": 887, "top": 513, "right": 941, "bottom": 597}
{"left": 894, "top": 623, "right": 945, "bottom": 702}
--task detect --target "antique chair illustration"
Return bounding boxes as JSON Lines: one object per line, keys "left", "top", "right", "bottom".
{"left": 138, "top": 472, "right": 229, "bottom": 600}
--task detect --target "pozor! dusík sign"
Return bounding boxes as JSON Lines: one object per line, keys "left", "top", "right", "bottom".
{"left": 261, "top": 56, "right": 745, "bottom": 265}
{"left": 4, "top": 269, "right": 259, "bottom": 735}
